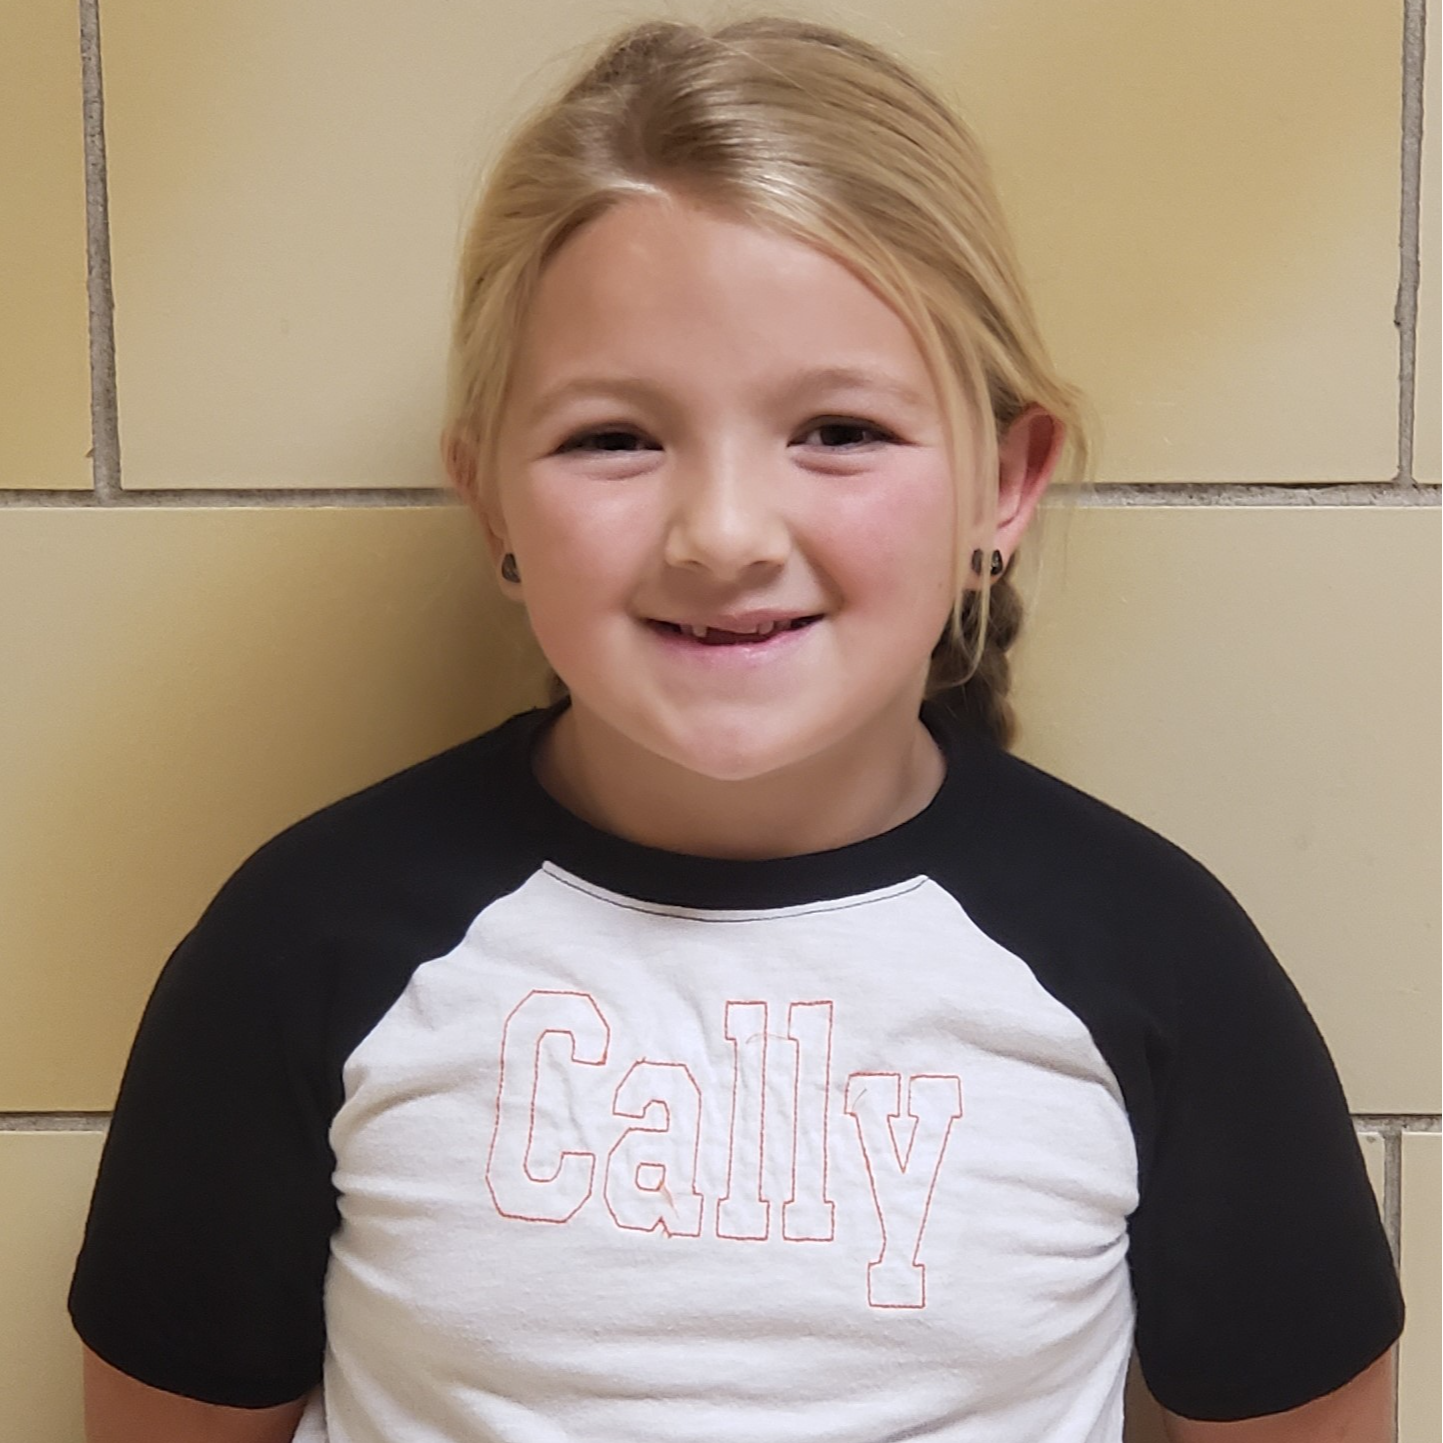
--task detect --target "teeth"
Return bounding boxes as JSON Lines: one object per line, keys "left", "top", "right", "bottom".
{"left": 667, "top": 617, "right": 815, "bottom": 641}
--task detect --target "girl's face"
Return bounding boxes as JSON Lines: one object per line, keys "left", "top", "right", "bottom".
{"left": 484, "top": 194, "right": 978, "bottom": 784}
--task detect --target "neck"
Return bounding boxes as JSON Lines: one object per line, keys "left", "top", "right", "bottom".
{"left": 532, "top": 696, "right": 947, "bottom": 860}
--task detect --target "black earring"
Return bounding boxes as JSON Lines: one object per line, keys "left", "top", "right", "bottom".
{"left": 970, "top": 548, "right": 1004, "bottom": 578}
{"left": 500, "top": 553, "right": 520, "bottom": 583}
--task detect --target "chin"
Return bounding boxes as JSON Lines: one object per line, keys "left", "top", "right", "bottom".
{"left": 666, "top": 749, "right": 798, "bottom": 785}
{"left": 644, "top": 707, "right": 833, "bottom": 784}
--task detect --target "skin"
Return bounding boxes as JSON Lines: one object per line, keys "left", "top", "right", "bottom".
{"left": 82, "top": 1347, "right": 312, "bottom": 1443}
{"left": 462, "top": 191, "right": 1058, "bottom": 860}
{"left": 84, "top": 189, "right": 1394, "bottom": 1441}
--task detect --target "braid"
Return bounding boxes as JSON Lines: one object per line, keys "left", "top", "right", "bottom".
{"left": 923, "top": 562, "right": 1026, "bottom": 752}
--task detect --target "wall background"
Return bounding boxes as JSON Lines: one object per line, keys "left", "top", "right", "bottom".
{"left": 1, "top": 0, "right": 1437, "bottom": 1439}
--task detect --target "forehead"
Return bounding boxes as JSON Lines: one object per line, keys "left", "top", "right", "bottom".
{"left": 510, "top": 195, "right": 936, "bottom": 407}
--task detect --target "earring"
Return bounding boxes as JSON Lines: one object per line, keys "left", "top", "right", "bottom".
{"left": 970, "top": 548, "right": 1004, "bottom": 578}
{"left": 500, "top": 553, "right": 520, "bottom": 583}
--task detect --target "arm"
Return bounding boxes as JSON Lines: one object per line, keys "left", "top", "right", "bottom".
{"left": 1160, "top": 1348, "right": 1394, "bottom": 1443}
{"left": 68, "top": 887, "right": 337, "bottom": 1438}
{"left": 83, "top": 1347, "right": 313, "bottom": 1443}
{"left": 1124, "top": 864, "right": 1404, "bottom": 1427}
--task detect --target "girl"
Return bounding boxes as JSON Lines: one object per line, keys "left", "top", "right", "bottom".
{"left": 69, "top": 14, "right": 1403, "bottom": 1443}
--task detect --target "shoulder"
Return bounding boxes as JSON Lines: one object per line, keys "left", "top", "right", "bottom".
{"left": 924, "top": 725, "right": 1331, "bottom": 1141}
{"left": 179, "top": 710, "right": 545, "bottom": 976}
{"left": 957, "top": 735, "right": 1266, "bottom": 975}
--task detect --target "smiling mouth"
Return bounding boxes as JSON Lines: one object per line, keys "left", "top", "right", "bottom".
{"left": 648, "top": 617, "right": 824, "bottom": 646}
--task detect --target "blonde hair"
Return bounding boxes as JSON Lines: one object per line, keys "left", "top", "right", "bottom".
{"left": 444, "top": 11, "right": 1092, "bottom": 749}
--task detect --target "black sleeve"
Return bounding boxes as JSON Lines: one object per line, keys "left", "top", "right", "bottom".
{"left": 67, "top": 867, "right": 339, "bottom": 1408}
{"left": 1127, "top": 869, "right": 1405, "bottom": 1421}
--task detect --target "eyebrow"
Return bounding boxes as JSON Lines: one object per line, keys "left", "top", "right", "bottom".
{"left": 523, "top": 365, "right": 932, "bottom": 427}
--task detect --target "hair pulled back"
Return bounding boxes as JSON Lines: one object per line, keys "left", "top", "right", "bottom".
{"left": 444, "top": 13, "right": 1092, "bottom": 749}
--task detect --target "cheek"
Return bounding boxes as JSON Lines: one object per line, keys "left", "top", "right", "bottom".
{"left": 511, "top": 476, "right": 625, "bottom": 577}
{"left": 814, "top": 463, "right": 959, "bottom": 604}
{"left": 507, "top": 488, "right": 647, "bottom": 647}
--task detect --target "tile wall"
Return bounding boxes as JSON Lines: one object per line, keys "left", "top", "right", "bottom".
{"left": 3, "top": 1, "right": 1437, "bottom": 1438}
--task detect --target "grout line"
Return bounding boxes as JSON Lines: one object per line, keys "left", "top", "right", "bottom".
{"left": 1352, "top": 1113, "right": 1443, "bottom": 1131}
{"left": 1382, "top": 1130, "right": 1403, "bottom": 1266}
{"left": 1062, "top": 482, "right": 1438, "bottom": 506}
{"left": 1344, "top": 1124, "right": 1416, "bottom": 1439}
{"left": 1382, "top": 1128, "right": 1401, "bottom": 1443}
{"left": 1388, "top": 1120, "right": 1402, "bottom": 1443}
{"left": 1396, "top": 0, "right": 1428, "bottom": 485}
{"left": 0, "top": 486, "right": 457, "bottom": 509}
{"left": 0, "top": 483, "right": 1438, "bottom": 510}
{"left": 78, "top": 0, "right": 121, "bottom": 501}
{"left": 0, "top": 1113, "right": 109, "bottom": 1133}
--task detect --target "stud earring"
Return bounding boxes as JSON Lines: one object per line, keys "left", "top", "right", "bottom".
{"left": 970, "top": 548, "right": 1004, "bottom": 578}
{"left": 500, "top": 553, "right": 520, "bottom": 583}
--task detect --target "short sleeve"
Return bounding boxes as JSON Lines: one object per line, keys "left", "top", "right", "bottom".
{"left": 1127, "top": 872, "right": 1405, "bottom": 1421}
{"left": 67, "top": 869, "right": 339, "bottom": 1408}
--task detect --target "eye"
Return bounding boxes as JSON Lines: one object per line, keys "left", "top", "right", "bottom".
{"left": 552, "top": 418, "right": 898, "bottom": 455}
{"left": 796, "top": 418, "right": 897, "bottom": 450}
{"left": 554, "top": 427, "right": 659, "bottom": 455}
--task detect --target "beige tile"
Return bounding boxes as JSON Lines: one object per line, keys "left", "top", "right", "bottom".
{"left": 932, "top": 0, "right": 1404, "bottom": 482}
{"left": 1011, "top": 504, "right": 1440, "bottom": 1111}
{"left": 0, "top": 505, "right": 544, "bottom": 1108}
{"left": 0, "top": 1131, "right": 105, "bottom": 1442}
{"left": 0, "top": 3, "right": 92, "bottom": 489}
{"left": 1357, "top": 1129, "right": 1387, "bottom": 1206}
{"left": 101, "top": 1, "right": 568, "bottom": 489}
{"left": 102, "top": 0, "right": 1403, "bottom": 488}
{"left": 1399, "top": 1132, "right": 1441, "bottom": 1442}
{"left": 1415, "top": 0, "right": 1441, "bottom": 483}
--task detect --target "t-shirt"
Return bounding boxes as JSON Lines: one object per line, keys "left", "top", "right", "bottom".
{"left": 68, "top": 696, "right": 1404, "bottom": 1442}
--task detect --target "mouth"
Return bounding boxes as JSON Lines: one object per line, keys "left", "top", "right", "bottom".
{"left": 646, "top": 615, "right": 825, "bottom": 647}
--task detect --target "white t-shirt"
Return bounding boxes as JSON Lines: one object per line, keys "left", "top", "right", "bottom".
{"left": 69, "top": 697, "right": 1403, "bottom": 1440}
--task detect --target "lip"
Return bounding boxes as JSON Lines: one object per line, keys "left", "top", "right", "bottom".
{"left": 642, "top": 614, "right": 823, "bottom": 664}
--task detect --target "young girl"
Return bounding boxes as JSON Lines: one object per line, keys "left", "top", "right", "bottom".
{"left": 69, "top": 14, "right": 1403, "bottom": 1443}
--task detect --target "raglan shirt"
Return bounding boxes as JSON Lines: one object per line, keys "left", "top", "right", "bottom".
{"left": 68, "top": 697, "right": 1404, "bottom": 1442}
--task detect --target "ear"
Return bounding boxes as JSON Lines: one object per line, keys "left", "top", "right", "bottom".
{"left": 442, "top": 426, "right": 512, "bottom": 575}
{"left": 991, "top": 404, "right": 1064, "bottom": 564}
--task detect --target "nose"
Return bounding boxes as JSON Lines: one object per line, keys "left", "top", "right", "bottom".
{"left": 661, "top": 440, "right": 792, "bottom": 581}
